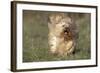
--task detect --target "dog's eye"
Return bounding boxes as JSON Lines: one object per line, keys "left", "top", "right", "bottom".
{"left": 62, "top": 25, "right": 65, "bottom": 27}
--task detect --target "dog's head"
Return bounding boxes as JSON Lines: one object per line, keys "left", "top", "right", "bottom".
{"left": 48, "top": 13, "right": 72, "bottom": 36}
{"left": 54, "top": 17, "right": 72, "bottom": 36}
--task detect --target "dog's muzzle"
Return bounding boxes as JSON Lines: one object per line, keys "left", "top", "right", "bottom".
{"left": 64, "top": 27, "right": 71, "bottom": 35}
{"left": 64, "top": 27, "right": 69, "bottom": 32}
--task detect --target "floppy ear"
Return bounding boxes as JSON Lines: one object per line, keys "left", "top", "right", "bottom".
{"left": 48, "top": 17, "right": 55, "bottom": 31}
{"left": 48, "top": 17, "right": 52, "bottom": 29}
{"left": 48, "top": 22, "right": 52, "bottom": 29}
{"left": 47, "top": 16, "right": 50, "bottom": 23}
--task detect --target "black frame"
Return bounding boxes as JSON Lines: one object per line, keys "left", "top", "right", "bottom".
{"left": 11, "top": 1, "right": 98, "bottom": 72}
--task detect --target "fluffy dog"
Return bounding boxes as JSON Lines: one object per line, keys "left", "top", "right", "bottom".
{"left": 48, "top": 13, "right": 75, "bottom": 56}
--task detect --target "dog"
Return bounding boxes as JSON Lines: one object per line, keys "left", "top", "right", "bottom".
{"left": 48, "top": 13, "right": 76, "bottom": 56}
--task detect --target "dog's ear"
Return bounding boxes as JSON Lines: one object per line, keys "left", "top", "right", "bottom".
{"left": 48, "top": 22, "right": 52, "bottom": 29}
{"left": 48, "top": 22, "right": 55, "bottom": 31}
{"left": 48, "top": 16, "right": 55, "bottom": 31}
{"left": 48, "top": 17, "right": 52, "bottom": 30}
{"left": 47, "top": 16, "right": 51, "bottom": 23}
{"left": 67, "top": 17, "right": 73, "bottom": 26}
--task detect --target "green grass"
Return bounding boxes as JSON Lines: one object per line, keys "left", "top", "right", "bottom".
{"left": 23, "top": 11, "right": 91, "bottom": 62}
{"left": 23, "top": 47, "right": 90, "bottom": 62}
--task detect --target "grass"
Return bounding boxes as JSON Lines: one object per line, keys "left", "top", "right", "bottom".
{"left": 23, "top": 10, "right": 91, "bottom": 62}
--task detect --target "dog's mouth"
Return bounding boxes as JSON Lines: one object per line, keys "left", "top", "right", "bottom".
{"left": 63, "top": 30, "right": 67, "bottom": 35}
{"left": 64, "top": 29, "right": 67, "bottom": 32}
{"left": 64, "top": 27, "right": 71, "bottom": 35}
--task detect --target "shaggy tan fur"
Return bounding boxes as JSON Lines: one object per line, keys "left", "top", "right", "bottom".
{"left": 48, "top": 13, "right": 75, "bottom": 56}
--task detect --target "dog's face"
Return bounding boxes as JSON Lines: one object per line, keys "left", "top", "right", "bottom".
{"left": 48, "top": 13, "right": 73, "bottom": 39}
{"left": 54, "top": 17, "right": 72, "bottom": 37}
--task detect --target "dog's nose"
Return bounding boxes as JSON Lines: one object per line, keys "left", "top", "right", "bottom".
{"left": 64, "top": 28, "right": 67, "bottom": 32}
{"left": 64, "top": 27, "right": 70, "bottom": 32}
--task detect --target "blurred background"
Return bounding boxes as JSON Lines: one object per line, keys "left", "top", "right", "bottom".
{"left": 23, "top": 10, "right": 91, "bottom": 62}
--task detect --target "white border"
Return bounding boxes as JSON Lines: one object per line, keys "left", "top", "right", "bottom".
{"left": 17, "top": 3, "right": 96, "bottom": 69}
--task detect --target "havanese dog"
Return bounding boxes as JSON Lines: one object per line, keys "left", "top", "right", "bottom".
{"left": 48, "top": 13, "right": 76, "bottom": 56}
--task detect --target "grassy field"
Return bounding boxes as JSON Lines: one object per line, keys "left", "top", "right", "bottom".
{"left": 23, "top": 10, "right": 91, "bottom": 62}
